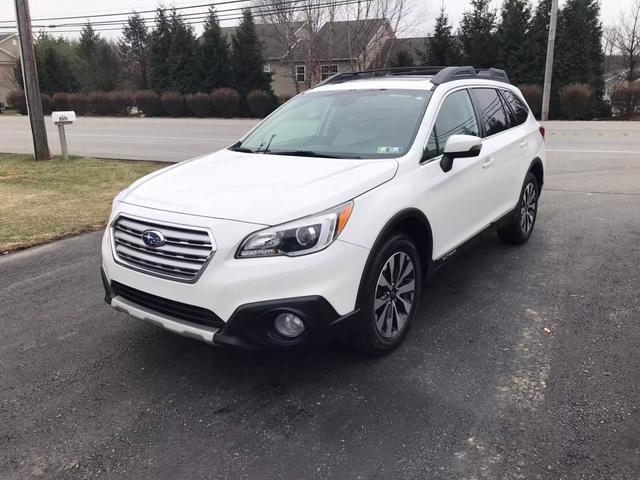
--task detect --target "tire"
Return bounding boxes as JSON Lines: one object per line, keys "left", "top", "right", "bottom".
{"left": 498, "top": 171, "right": 540, "bottom": 245}
{"left": 351, "top": 233, "right": 422, "bottom": 355}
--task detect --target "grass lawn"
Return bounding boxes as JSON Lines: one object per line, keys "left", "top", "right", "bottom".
{"left": 0, "top": 154, "right": 163, "bottom": 253}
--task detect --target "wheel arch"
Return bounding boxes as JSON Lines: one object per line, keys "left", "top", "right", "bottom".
{"left": 355, "top": 208, "right": 433, "bottom": 305}
{"left": 528, "top": 157, "right": 544, "bottom": 191}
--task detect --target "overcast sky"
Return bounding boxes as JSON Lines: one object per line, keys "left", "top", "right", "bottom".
{"left": 0, "top": 0, "right": 633, "bottom": 38}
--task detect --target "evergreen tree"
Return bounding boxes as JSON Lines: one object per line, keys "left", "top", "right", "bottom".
{"left": 526, "top": 0, "right": 552, "bottom": 86}
{"left": 421, "top": 5, "right": 459, "bottom": 65}
{"left": 15, "top": 34, "right": 80, "bottom": 93}
{"left": 166, "top": 9, "right": 202, "bottom": 92}
{"left": 200, "top": 8, "right": 230, "bottom": 90}
{"left": 230, "top": 9, "right": 272, "bottom": 110}
{"left": 149, "top": 8, "right": 172, "bottom": 91}
{"left": 77, "top": 22, "right": 120, "bottom": 91}
{"left": 496, "top": 0, "right": 531, "bottom": 84}
{"left": 458, "top": 0, "right": 498, "bottom": 67}
{"left": 119, "top": 12, "right": 149, "bottom": 90}
{"left": 555, "top": 0, "right": 604, "bottom": 105}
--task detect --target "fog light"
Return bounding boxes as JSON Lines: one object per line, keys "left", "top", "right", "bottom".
{"left": 274, "top": 312, "right": 305, "bottom": 338}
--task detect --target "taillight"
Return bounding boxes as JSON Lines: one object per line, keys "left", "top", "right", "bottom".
{"left": 539, "top": 126, "right": 546, "bottom": 140}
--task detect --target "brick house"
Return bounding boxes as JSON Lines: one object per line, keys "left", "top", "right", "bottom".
{"left": 0, "top": 33, "right": 19, "bottom": 105}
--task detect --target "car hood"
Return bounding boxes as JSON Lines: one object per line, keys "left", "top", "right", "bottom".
{"left": 121, "top": 149, "right": 398, "bottom": 225}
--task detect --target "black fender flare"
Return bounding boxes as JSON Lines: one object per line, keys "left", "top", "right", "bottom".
{"left": 355, "top": 208, "right": 434, "bottom": 307}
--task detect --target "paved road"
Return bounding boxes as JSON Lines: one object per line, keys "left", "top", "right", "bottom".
{"left": 0, "top": 116, "right": 259, "bottom": 162}
{"left": 1, "top": 133, "right": 640, "bottom": 479}
{"left": 3, "top": 115, "right": 640, "bottom": 162}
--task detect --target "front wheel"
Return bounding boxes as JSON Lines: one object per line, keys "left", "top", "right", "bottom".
{"left": 498, "top": 172, "right": 540, "bottom": 245}
{"left": 351, "top": 234, "right": 422, "bottom": 355}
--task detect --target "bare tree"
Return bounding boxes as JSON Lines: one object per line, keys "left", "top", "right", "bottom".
{"left": 610, "top": 0, "right": 640, "bottom": 83}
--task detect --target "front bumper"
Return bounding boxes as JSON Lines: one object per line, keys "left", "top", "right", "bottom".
{"left": 101, "top": 203, "right": 370, "bottom": 349}
{"left": 102, "top": 267, "right": 361, "bottom": 350}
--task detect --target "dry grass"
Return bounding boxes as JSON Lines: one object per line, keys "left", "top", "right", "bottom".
{"left": 0, "top": 154, "right": 163, "bottom": 253}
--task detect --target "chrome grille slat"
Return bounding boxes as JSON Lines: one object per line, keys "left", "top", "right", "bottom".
{"left": 111, "top": 215, "right": 216, "bottom": 282}
{"left": 113, "top": 230, "right": 210, "bottom": 259}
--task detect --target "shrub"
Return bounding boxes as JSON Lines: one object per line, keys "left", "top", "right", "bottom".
{"left": 211, "top": 88, "right": 240, "bottom": 117}
{"left": 134, "top": 89, "right": 161, "bottom": 117}
{"left": 610, "top": 83, "right": 640, "bottom": 118}
{"left": 559, "top": 83, "right": 592, "bottom": 120}
{"left": 88, "top": 91, "right": 112, "bottom": 115}
{"left": 40, "top": 93, "right": 52, "bottom": 115}
{"left": 7, "top": 90, "right": 27, "bottom": 114}
{"left": 52, "top": 92, "right": 71, "bottom": 111}
{"left": 186, "top": 92, "right": 212, "bottom": 117}
{"left": 68, "top": 93, "right": 90, "bottom": 116}
{"left": 247, "top": 89, "right": 272, "bottom": 118}
{"left": 108, "top": 91, "right": 133, "bottom": 116}
{"left": 161, "top": 91, "right": 186, "bottom": 117}
{"left": 518, "top": 84, "right": 543, "bottom": 118}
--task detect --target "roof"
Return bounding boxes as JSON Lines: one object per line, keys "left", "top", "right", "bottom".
{"left": 218, "top": 18, "right": 389, "bottom": 62}
{"left": 0, "top": 33, "right": 17, "bottom": 44}
{"left": 382, "top": 37, "right": 429, "bottom": 63}
{"left": 220, "top": 22, "right": 305, "bottom": 60}
{"left": 310, "top": 19, "right": 389, "bottom": 60}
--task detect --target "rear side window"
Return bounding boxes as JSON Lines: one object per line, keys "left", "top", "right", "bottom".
{"left": 424, "top": 90, "right": 480, "bottom": 160}
{"left": 472, "top": 88, "right": 510, "bottom": 137}
{"left": 501, "top": 90, "right": 530, "bottom": 126}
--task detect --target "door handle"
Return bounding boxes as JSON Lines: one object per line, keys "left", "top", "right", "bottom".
{"left": 482, "top": 157, "right": 495, "bottom": 169}
{"left": 519, "top": 140, "right": 529, "bottom": 148}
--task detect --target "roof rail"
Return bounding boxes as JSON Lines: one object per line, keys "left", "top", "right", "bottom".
{"left": 317, "top": 65, "right": 511, "bottom": 87}
{"left": 317, "top": 66, "right": 449, "bottom": 86}
{"left": 430, "top": 66, "right": 510, "bottom": 85}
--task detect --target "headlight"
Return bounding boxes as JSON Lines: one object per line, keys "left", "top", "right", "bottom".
{"left": 237, "top": 201, "right": 353, "bottom": 258}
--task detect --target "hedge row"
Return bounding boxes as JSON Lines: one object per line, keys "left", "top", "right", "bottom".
{"left": 6, "top": 88, "right": 275, "bottom": 118}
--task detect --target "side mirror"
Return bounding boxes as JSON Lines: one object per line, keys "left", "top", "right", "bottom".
{"left": 440, "top": 135, "right": 482, "bottom": 173}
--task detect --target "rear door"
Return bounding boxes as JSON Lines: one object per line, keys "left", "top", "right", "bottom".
{"left": 470, "top": 88, "right": 526, "bottom": 218}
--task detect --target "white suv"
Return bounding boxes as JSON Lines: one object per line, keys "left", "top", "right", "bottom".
{"left": 101, "top": 66, "right": 545, "bottom": 354}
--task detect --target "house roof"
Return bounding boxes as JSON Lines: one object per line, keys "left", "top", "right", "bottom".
{"left": 220, "top": 22, "right": 305, "bottom": 60}
{"left": 374, "top": 36, "right": 429, "bottom": 66}
{"left": 217, "top": 18, "right": 389, "bottom": 62}
{"left": 311, "top": 19, "right": 389, "bottom": 60}
{"left": 0, "top": 33, "right": 17, "bottom": 44}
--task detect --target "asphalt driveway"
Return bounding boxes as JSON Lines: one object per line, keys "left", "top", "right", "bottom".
{"left": 1, "top": 133, "right": 639, "bottom": 479}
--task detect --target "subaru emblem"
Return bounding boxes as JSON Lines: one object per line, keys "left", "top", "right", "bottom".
{"left": 142, "top": 229, "right": 165, "bottom": 248}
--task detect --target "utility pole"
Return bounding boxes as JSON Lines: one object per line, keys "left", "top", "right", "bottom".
{"left": 541, "top": 0, "right": 559, "bottom": 121}
{"left": 14, "top": 0, "right": 49, "bottom": 160}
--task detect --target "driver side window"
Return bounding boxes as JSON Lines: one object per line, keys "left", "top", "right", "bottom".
{"left": 424, "top": 90, "right": 480, "bottom": 161}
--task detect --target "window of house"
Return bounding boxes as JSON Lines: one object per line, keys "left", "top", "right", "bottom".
{"left": 12, "top": 39, "right": 17, "bottom": 46}
{"left": 424, "top": 90, "right": 480, "bottom": 160}
{"left": 471, "top": 88, "right": 510, "bottom": 137}
{"left": 296, "top": 65, "right": 306, "bottom": 83}
{"left": 321, "top": 65, "right": 338, "bottom": 81}
{"left": 263, "top": 63, "right": 271, "bottom": 73}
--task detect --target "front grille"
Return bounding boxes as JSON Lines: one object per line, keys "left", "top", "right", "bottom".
{"left": 111, "top": 215, "right": 215, "bottom": 281}
{"left": 112, "top": 281, "right": 225, "bottom": 329}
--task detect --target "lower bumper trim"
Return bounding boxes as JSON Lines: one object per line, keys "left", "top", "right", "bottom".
{"left": 111, "top": 296, "right": 219, "bottom": 344}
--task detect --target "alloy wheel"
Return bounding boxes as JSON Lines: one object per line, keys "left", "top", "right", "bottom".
{"left": 373, "top": 252, "right": 416, "bottom": 339}
{"left": 520, "top": 182, "right": 537, "bottom": 235}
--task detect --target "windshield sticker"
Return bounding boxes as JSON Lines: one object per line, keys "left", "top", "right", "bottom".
{"left": 377, "top": 146, "right": 403, "bottom": 154}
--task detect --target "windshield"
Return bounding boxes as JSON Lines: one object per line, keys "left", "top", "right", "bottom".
{"left": 232, "top": 89, "right": 432, "bottom": 159}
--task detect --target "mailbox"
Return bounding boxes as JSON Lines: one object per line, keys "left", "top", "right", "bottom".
{"left": 52, "top": 111, "right": 76, "bottom": 125}
{"left": 52, "top": 111, "right": 76, "bottom": 160}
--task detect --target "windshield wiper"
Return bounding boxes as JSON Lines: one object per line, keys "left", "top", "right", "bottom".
{"left": 228, "top": 142, "right": 256, "bottom": 153}
{"left": 264, "top": 150, "right": 362, "bottom": 159}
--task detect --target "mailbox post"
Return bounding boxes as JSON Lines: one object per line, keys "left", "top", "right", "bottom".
{"left": 52, "top": 111, "right": 76, "bottom": 160}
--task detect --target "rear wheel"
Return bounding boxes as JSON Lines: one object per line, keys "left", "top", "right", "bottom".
{"left": 498, "top": 172, "right": 539, "bottom": 245}
{"left": 351, "top": 234, "right": 422, "bottom": 355}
